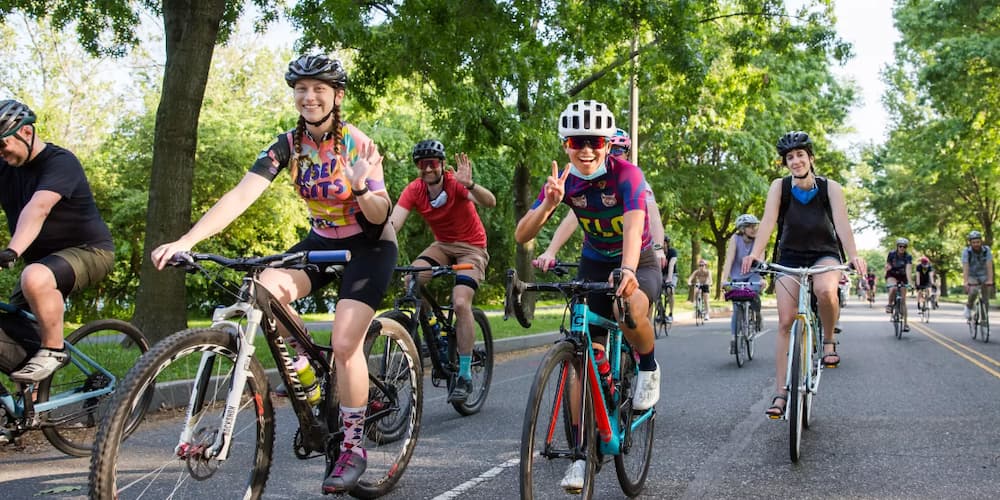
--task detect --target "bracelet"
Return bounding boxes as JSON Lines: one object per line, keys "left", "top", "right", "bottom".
{"left": 353, "top": 185, "right": 369, "bottom": 197}
{"left": 652, "top": 244, "right": 663, "bottom": 251}
{"left": 621, "top": 266, "right": 637, "bottom": 275}
{"left": 466, "top": 182, "right": 476, "bottom": 190}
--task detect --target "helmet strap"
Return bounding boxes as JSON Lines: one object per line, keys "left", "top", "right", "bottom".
{"left": 303, "top": 109, "right": 335, "bottom": 127}
{"left": 793, "top": 172, "right": 810, "bottom": 179}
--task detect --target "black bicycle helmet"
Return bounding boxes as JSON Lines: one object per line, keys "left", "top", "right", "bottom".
{"left": 285, "top": 55, "right": 348, "bottom": 88}
{"left": 412, "top": 139, "right": 446, "bottom": 163}
{"left": 0, "top": 100, "right": 36, "bottom": 138}
{"left": 776, "top": 131, "right": 813, "bottom": 157}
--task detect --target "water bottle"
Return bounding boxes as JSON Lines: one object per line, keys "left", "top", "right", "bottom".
{"left": 428, "top": 314, "right": 448, "bottom": 360}
{"left": 593, "top": 348, "right": 612, "bottom": 390}
{"left": 293, "top": 355, "right": 322, "bottom": 406}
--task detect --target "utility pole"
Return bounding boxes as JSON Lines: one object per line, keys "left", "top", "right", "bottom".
{"left": 629, "top": 33, "right": 639, "bottom": 165}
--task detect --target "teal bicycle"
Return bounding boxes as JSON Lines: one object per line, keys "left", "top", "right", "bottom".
{"left": 506, "top": 263, "right": 655, "bottom": 498}
{"left": 0, "top": 302, "right": 150, "bottom": 456}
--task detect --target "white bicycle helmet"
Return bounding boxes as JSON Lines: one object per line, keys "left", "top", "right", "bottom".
{"left": 735, "top": 214, "right": 760, "bottom": 229}
{"left": 896, "top": 237, "right": 909, "bottom": 246}
{"left": 558, "top": 100, "right": 616, "bottom": 138}
{"left": 967, "top": 230, "right": 983, "bottom": 241}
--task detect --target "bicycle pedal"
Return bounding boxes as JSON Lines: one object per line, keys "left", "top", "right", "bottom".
{"left": 768, "top": 414, "right": 782, "bottom": 420}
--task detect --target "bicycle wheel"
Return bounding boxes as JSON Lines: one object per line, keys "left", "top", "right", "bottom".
{"left": 653, "top": 293, "right": 666, "bottom": 339}
{"left": 733, "top": 306, "right": 745, "bottom": 368}
{"left": 614, "top": 345, "right": 654, "bottom": 497}
{"left": 332, "top": 317, "right": 422, "bottom": 499}
{"left": 893, "top": 301, "right": 903, "bottom": 339}
{"left": 447, "top": 308, "right": 494, "bottom": 416}
{"left": 520, "top": 341, "right": 597, "bottom": 500}
{"left": 802, "top": 323, "right": 819, "bottom": 430}
{"left": 38, "top": 319, "right": 150, "bottom": 457}
{"left": 788, "top": 320, "right": 805, "bottom": 463}
{"left": 969, "top": 301, "right": 978, "bottom": 340}
{"left": 695, "top": 296, "right": 704, "bottom": 326}
{"left": 979, "top": 301, "right": 990, "bottom": 343}
{"left": 90, "top": 327, "right": 274, "bottom": 499}
{"left": 745, "top": 308, "right": 757, "bottom": 361}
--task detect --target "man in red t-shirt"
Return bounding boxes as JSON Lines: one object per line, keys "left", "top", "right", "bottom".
{"left": 389, "top": 139, "right": 496, "bottom": 403}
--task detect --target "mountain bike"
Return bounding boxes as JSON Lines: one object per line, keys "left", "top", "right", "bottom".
{"left": 90, "top": 250, "right": 422, "bottom": 499}
{"left": 968, "top": 285, "right": 990, "bottom": 343}
{"left": 890, "top": 283, "right": 910, "bottom": 339}
{"left": 379, "top": 262, "right": 493, "bottom": 415}
{"left": 0, "top": 303, "right": 149, "bottom": 456}
{"left": 756, "top": 261, "right": 851, "bottom": 463}
{"left": 724, "top": 282, "right": 760, "bottom": 368}
{"left": 652, "top": 281, "right": 673, "bottom": 338}
{"left": 506, "top": 264, "right": 655, "bottom": 499}
{"left": 692, "top": 283, "right": 707, "bottom": 326}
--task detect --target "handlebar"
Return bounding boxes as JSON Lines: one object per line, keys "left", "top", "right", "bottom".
{"left": 504, "top": 268, "right": 635, "bottom": 330}
{"left": 752, "top": 261, "right": 853, "bottom": 277}
{"left": 394, "top": 262, "right": 474, "bottom": 277}
{"left": 168, "top": 250, "right": 351, "bottom": 273}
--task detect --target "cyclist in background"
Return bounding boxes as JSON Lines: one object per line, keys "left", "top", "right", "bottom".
{"left": 740, "top": 131, "right": 866, "bottom": 418}
{"left": 388, "top": 140, "right": 496, "bottom": 403}
{"left": 914, "top": 256, "right": 935, "bottom": 312}
{"left": 961, "top": 230, "right": 994, "bottom": 320}
{"left": 662, "top": 235, "right": 679, "bottom": 322}
{"left": 885, "top": 237, "right": 913, "bottom": 332}
{"left": 720, "top": 214, "right": 763, "bottom": 352}
{"left": 515, "top": 100, "right": 660, "bottom": 492}
{"left": 931, "top": 272, "right": 941, "bottom": 309}
{"left": 687, "top": 259, "right": 713, "bottom": 320}
{"left": 151, "top": 55, "right": 396, "bottom": 494}
{"left": 0, "top": 100, "right": 116, "bottom": 382}
{"left": 865, "top": 269, "right": 877, "bottom": 303}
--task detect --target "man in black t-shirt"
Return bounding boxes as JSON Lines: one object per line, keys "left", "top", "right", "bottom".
{"left": 661, "top": 235, "right": 679, "bottom": 321}
{"left": 0, "top": 100, "right": 115, "bottom": 382}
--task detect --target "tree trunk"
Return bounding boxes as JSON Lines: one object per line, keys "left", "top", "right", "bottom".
{"left": 513, "top": 159, "right": 537, "bottom": 317}
{"left": 131, "top": 0, "right": 227, "bottom": 343}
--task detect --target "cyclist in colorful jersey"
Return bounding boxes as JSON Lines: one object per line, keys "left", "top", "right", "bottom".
{"left": 151, "top": 55, "right": 395, "bottom": 493}
{"left": 515, "top": 100, "right": 660, "bottom": 492}
{"left": 0, "top": 100, "right": 116, "bottom": 382}
{"left": 388, "top": 139, "right": 496, "bottom": 404}
{"left": 534, "top": 128, "right": 667, "bottom": 270}
{"left": 720, "top": 214, "right": 764, "bottom": 351}
{"left": 740, "top": 131, "right": 866, "bottom": 418}
{"left": 961, "top": 230, "right": 994, "bottom": 320}
{"left": 885, "top": 237, "right": 913, "bottom": 331}
{"left": 914, "top": 256, "right": 935, "bottom": 311}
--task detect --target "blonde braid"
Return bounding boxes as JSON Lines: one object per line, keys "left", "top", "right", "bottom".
{"left": 290, "top": 116, "right": 307, "bottom": 187}
{"left": 332, "top": 104, "right": 342, "bottom": 156}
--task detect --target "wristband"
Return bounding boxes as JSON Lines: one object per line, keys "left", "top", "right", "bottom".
{"left": 353, "top": 185, "right": 369, "bottom": 197}
{"left": 466, "top": 182, "right": 476, "bottom": 190}
{"left": 652, "top": 244, "right": 663, "bottom": 251}
{"left": 621, "top": 266, "right": 637, "bottom": 275}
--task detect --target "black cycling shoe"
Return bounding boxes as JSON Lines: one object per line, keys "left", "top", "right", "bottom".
{"left": 322, "top": 449, "right": 367, "bottom": 494}
{"left": 448, "top": 377, "right": 472, "bottom": 403}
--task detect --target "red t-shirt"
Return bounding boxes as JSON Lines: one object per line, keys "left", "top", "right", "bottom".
{"left": 397, "top": 171, "right": 487, "bottom": 247}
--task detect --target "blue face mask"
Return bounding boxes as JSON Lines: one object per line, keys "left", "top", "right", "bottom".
{"left": 429, "top": 189, "right": 448, "bottom": 208}
{"left": 569, "top": 164, "right": 608, "bottom": 181}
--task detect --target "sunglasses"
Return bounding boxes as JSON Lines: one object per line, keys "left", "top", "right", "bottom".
{"left": 897, "top": 245, "right": 907, "bottom": 249}
{"left": 564, "top": 136, "right": 608, "bottom": 150}
{"left": 416, "top": 159, "right": 441, "bottom": 170}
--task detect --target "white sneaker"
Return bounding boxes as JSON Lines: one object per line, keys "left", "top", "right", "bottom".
{"left": 11, "top": 347, "right": 71, "bottom": 382}
{"left": 705, "top": 314, "right": 711, "bottom": 321}
{"left": 559, "top": 459, "right": 586, "bottom": 492}
{"left": 963, "top": 306, "right": 971, "bottom": 320}
{"left": 632, "top": 363, "right": 660, "bottom": 410}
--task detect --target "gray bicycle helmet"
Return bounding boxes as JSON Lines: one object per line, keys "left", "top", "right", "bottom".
{"left": 776, "top": 131, "right": 813, "bottom": 157}
{"left": 285, "top": 55, "right": 348, "bottom": 88}
{"left": 967, "top": 230, "right": 983, "bottom": 241}
{"left": 0, "top": 100, "right": 35, "bottom": 138}
{"left": 735, "top": 213, "right": 760, "bottom": 229}
{"left": 412, "top": 139, "right": 446, "bottom": 163}
{"left": 896, "top": 237, "right": 909, "bottom": 246}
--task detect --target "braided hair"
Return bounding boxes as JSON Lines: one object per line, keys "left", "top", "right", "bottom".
{"left": 290, "top": 105, "right": 343, "bottom": 188}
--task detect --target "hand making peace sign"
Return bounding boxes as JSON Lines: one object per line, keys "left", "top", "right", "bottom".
{"left": 543, "top": 161, "right": 572, "bottom": 207}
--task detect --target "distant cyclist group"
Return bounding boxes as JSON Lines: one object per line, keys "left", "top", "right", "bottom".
{"left": 1, "top": 53, "right": 995, "bottom": 498}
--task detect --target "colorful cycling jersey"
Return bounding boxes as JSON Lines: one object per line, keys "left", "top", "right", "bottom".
{"left": 531, "top": 155, "right": 651, "bottom": 262}
{"left": 250, "top": 123, "right": 385, "bottom": 231}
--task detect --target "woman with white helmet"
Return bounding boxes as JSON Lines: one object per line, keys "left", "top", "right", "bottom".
{"left": 720, "top": 214, "right": 764, "bottom": 353}
{"left": 515, "top": 99, "right": 660, "bottom": 492}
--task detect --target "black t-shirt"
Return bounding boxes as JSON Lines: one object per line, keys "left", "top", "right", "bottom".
{"left": 662, "top": 247, "right": 678, "bottom": 276}
{"left": 0, "top": 144, "right": 113, "bottom": 262}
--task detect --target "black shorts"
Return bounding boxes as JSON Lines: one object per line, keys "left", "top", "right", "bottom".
{"left": 777, "top": 248, "right": 841, "bottom": 269}
{"left": 578, "top": 250, "right": 661, "bottom": 341}
{"left": 288, "top": 231, "right": 398, "bottom": 310}
{"left": 885, "top": 270, "right": 907, "bottom": 284}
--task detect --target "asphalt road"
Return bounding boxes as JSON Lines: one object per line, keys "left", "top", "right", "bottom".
{"left": 2, "top": 297, "right": 998, "bottom": 499}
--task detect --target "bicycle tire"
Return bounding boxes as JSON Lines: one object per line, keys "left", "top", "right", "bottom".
{"left": 893, "top": 299, "right": 903, "bottom": 339}
{"left": 979, "top": 300, "right": 990, "bottom": 343}
{"left": 653, "top": 291, "right": 670, "bottom": 338}
{"left": 90, "top": 327, "right": 274, "bottom": 499}
{"left": 733, "top": 307, "right": 745, "bottom": 368}
{"left": 969, "top": 301, "right": 978, "bottom": 340}
{"left": 328, "top": 317, "right": 422, "bottom": 499}
{"left": 745, "top": 308, "right": 757, "bottom": 361}
{"left": 613, "top": 344, "right": 654, "bottom": 497}
{"left": 802, "top": 322, "right": 819, "bottom": 430}
{"left": 695, "top": 295, "right": 704, "bottom": 326}
{"left": 451, "top": 308, "right": 494, "bottom": 416}
{"left": 38, "top": 319, "right": 150, "bottom": 457}
{"left": 520, "top": 341, "right": 597, "bottom": 500}
{"left": 788, "top": 320, "right": 805, "bottom": 463}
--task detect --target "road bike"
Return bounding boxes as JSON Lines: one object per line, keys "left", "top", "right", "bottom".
{"left": 506, "top": 264, "right": 655, "bottom": 499}
{"left": 724, "top": 282, "right": 760, "bottom": 368}
{"left": 379, "top": 262, "right": 493, "bottom": 415}
{"left": 652, "top": 281, "right": 673, "bottom": 338}
{"left": 0, "top": 302, "right": 149, "bottom": 456}
{"left": 968, "top": 285, "right": 990, "bottom": 343}
{"left": 692, "top": 283, "right": 707, "bottom": 326}
{"left": 866, "top": 281, "right": 876, "bottom": 308}
{"left": 756, "top": 261, "right": 850, "bottom": 463}
{"left": 90, "top": 251, "right": 422, "bottom": 499}
{"left": 889, "top": 283, "right": 910, "bottom": 339}
{"left": 916, "top": 286, "right": 931, "bottom": 323}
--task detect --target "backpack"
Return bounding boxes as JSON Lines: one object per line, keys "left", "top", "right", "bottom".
{"left": 771, "top": 176, "right": 846, "bottom": 263}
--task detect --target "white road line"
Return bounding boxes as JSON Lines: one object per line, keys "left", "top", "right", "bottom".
{"left": 431, "top": 458, "right": 520, "bottom": 499}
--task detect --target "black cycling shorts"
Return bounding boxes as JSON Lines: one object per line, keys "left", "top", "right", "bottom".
{"left": 288, "top": 231, "right": 398, "bottom": 310}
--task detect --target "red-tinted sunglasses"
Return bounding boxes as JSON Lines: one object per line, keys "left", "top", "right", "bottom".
{"left": 564, "top": 136, "right": 608, "bottom": 150}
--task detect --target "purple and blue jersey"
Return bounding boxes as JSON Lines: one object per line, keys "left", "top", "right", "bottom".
{"left": 532, "top": 156, "right": 652, "bottom": 262}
